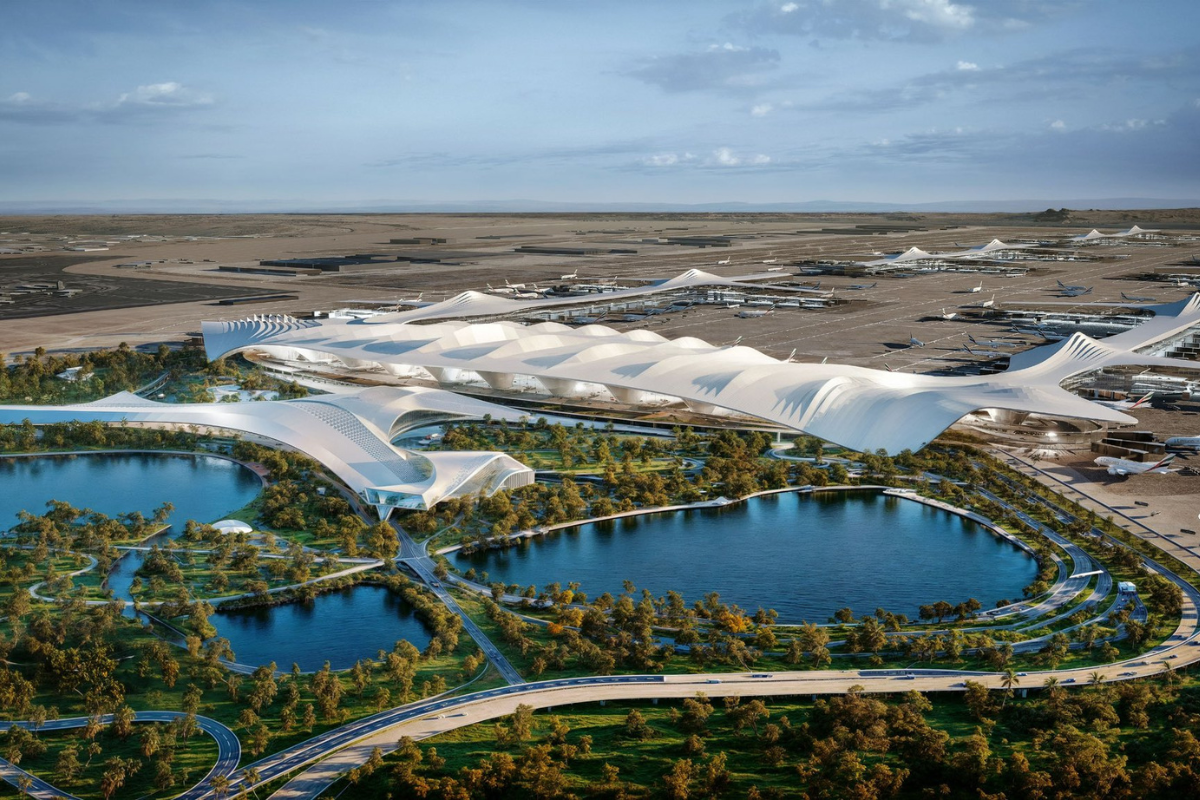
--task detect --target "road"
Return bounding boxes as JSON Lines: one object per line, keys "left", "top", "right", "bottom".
{"left": 0, "top": 712, "right": 239, "bottom": 800}
{"left": 389, "top": 520, "right": 526, "bottom": 686}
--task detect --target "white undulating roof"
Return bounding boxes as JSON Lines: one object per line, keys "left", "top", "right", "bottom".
{"left": 202, "top": 294, "right": 1200, "bottom": 455}
{"left": 0, "top": 387, "right": 533, "bottom": 516}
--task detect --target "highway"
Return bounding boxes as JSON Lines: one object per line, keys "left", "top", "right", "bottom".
{"left": 0, "top": 711, "right": 239, "bottom": 800}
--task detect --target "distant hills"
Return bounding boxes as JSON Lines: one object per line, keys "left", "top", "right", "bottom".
{"left": 0, "top": 197, "right": 1196, "bottom": 215}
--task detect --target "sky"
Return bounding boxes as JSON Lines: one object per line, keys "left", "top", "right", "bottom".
{"left": 2, "top": 0, "right": 1199, "bottom": 208}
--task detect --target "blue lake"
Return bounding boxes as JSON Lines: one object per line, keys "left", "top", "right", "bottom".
{"left": 0, "top": 451, "right": 262, "bottom": 532}
{"left": 0, "top": 451, "right": 433, "bottom": 670}
{"left": 215, "top": 584, "right": 435, "bottom": 672}
{"left": 454, "top": 490, "right": 1039, "bottom": 622}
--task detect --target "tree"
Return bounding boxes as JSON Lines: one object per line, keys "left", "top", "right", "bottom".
{"left": 662, "top": 758, "right": 697, "bottom": 800}
{"left": 624, "top": 708, "right": 654, "bottom": 740}
{"left": 1001, "top": 669, "right": 1020, "bottom": 705}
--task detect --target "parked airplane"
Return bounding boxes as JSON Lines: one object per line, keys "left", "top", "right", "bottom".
{"left": 1165, "top": 435, "right": 1200, "bottom": 450}
{"left": 939, "top": 308, "right": 958, "bottom": 320}
{"left": 978, "top": 294, "right": 996, "bottom": 308}
{"left": 716, "top": 257, "right": 732, "bottom": 266}
{"left": 969, "top": 281, "right": 983, "bottom": 294}
{"left": 909, "top": 333, "right": 926, "bottom": 348}
{"left": 1012, "top": 326, "right": 1068, "bottom": 342}
{"left": 1122, "top": 291, "right": 1157, "bottom": 303}
{"left": 1059, "top": 285, "right": 1093, "bottom": 297}
{"left": 560, "top": 269, "right": 579, "bottom": 280}
{"left": 762, "top": 257, "right": 777, "bottom": 264}
{"left": 1094, "top": 453, "right": 1177, "bottom": 476}
{"left": 968, "top": 334, "right": 1019, "bottom": 348}
{"left": 1096, "top": 391, "right": 1155, "bottom": 410}
{"left": 848, "top": 282, "right": 877, "bottom": 290}
{"left": 1057, "top": 279, "right": 1087, "bottom": 291}
{"left": 766, "top": 266, "right": 785, "bottom": 272}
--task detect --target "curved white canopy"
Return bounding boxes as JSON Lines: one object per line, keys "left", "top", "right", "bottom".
{"left": 202, "top": 295, "right": 1200, "bottom": 455}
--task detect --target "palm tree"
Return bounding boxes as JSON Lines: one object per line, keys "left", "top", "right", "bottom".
{"left": 210, "top": 775, "right": 230, "bottom": 800}
{"left": 1000, "top": 668, "right": 1019, "bottom": 705}
{"left": 1089, "top": 671, "right": 1106, "bottom": 688}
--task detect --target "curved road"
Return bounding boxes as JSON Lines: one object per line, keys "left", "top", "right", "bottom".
{"left": 0, "top": 711, "right": 239, "bottom": 800}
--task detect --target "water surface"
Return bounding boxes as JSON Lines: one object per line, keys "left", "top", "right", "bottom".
{"left": 455, "top": 491, "right": 1037, "bottom": 622}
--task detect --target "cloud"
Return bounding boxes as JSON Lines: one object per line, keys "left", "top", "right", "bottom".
{"left": 0, "top": 82, "right": 215, "bottom": 125}
{"left": 801, "top": 48, "right": 1200, "bottom": 112}
{"left": 732, "top": 0, "right": 1093, "bottom": 43}
{"left": 1050, "top": 119, "right": 1066, "bottom": 131}
{"left": 750, "top": 103, "right": 774, "bottom": 117}
{"left": 625, "top": 43, "right": 780, "bottom": 94}
{"left": 731, "top": 0, "right": 975, "bottom": 43}
{"left": 956, "top": 60, "right": 980, "bottom": 71}
{"left": 636, "top": 147, "right": 773, "bottom": 170}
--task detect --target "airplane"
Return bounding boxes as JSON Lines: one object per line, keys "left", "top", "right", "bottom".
{"left": 766, "top": 266, "right": 785, "bottom": 272}
{"left": 939, "top": 308, "right": 958, "bottom": 320}
{"left": 1122, "top": 291, "right": 1157, "bottom": 303}
{"left": 486, "top": 283, "right": 516, "bottom": 295}
{"left": 977, "top": 294, "right": 996, "bottom": 308}
{"left": 560, "top": 269, "right": 579, "bottom": 280}
{"left": 762, "top": 257, "right": 777, "bottom": 264}
{"left": 1012, "top": 325, "right": 1067, "bottom": 342}
{"left": 1096, "top": 391, "right": 1155, "bottom": 410}
{"left": 968, "top": 334, "right": 1019, "bottom": 348}
{"left": 1165, "top": 435, "right": 1200, "bottom": 450}
{"left": 969, "top": 281, "right": 983, "bottom": 294}
{"left": 848, "top": 282, "right": 877, "bottom": 290}
{"left": 883, "top": 363, "right": 896, "bottom": 372}
{"left": 1059, "top": 286, "right": 1093, "bottom": 297}
{"left": 784, "top": 349, "right": 797, "bottom": 363}
{"left": 716, "top": 257, "right": 732, "bottom": 266}
{"left": 909, "top": 333, "right": 926, "bottom": 348}
{"left": 1057, "top": 279, "right": 1089, "bottom": 291}
{"left": 1094, "top": 453, "right": 1177, "bottom": 476}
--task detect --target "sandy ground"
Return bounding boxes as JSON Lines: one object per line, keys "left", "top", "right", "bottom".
{"left": 2, "top": 211, "right": 1198, "bottom": 361}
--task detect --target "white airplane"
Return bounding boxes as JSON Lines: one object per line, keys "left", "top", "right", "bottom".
{"left": 939, "top": 308, "right": 958, "bottom": 320}
{"left": 1059, "top": 286, "right": 1093, "bottom": 297}
{"left": 486, "top": 283, "right": 516, "bottom": 295}
{"left": 968, "top": 334, "right": 1018, "bottom": 348}
{"left": 1165, "top": 435, "right": 1200, "bottom": 450}
{"left": 762, "top": 257, "right": 777, "bottom": 264}
{"left": 978, "top": 294, "right": 996, "bottom": 308}
{"left": 560, "top": 269, "right": 579, "bottom": 280}
{"left": 1094, "top": 453, "right": 1177, "bottom": 476}
{"left": 848, "top": 282, "right": 877, "bottom": 290}
{"left": 909, "top": 333, "right": 926, "bottom": 348}
{"left": 717, "top": 257, "right": 732, "bottom": 266}
{"left": 784, "top": 349, "right": 797, "bottom": 363}
{"left": 1122, "top": 291, "right": 1157, "bottom": 303}
{"left": 1096, "top": 391, "right": 1155, "bottom": 410}
{"left": 969, "top": 281, "right": 983, "bottom": 293}
{"left": 766, "top": 266, "right": 785, "bottom": 272}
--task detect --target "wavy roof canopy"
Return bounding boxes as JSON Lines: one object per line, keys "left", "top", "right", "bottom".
{"left": 203, "top": 294, "right": 1200, "bottom": 455}
{"left": 0, "top": 386, "right": 533, "bottom": 515}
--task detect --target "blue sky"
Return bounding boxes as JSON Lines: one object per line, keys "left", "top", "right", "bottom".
{"left": 2, "top": 0, "right": 1198, "bottom": 206}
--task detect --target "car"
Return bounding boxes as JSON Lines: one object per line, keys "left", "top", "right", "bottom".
{"left": 1121, "top": 671, "right": 1137, "bottom": 677}
{"left": 430, "top": 581, "right": 441, "bottom": 588}
{"left": 1062, "top": 678, "right": 1076, "bottom": 684}
{"left": 1017, "top": 672, "right": 1027, "bottom": 677}
{"left": 900, "top": 675, "right": 915, "bottom": 680}
{"left": 705, "top": 679, "right": 722, "bottom": 684}
{"left": 750, "top": 673, "right": 773, "bottom": 678}
{"left": 951, "top": 681, "right": 966, "bottom": 688}
{"left": 1167, "top": 654, "right": 1178, "bottom": 660}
